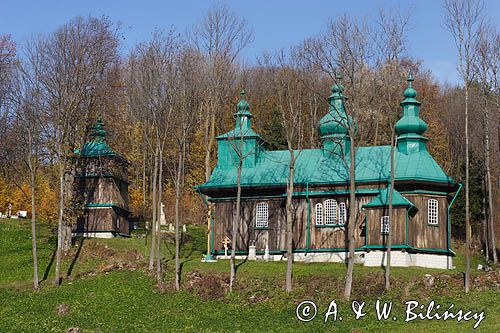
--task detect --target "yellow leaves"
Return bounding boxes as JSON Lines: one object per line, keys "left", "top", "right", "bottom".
{"left": 128, "top": 186, "right": 143, "bottom": 217}
{"left": 0, "top": 176, "right": 58, "bottom": 224}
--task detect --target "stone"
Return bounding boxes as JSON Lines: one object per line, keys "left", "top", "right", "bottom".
{"left": 67, "top": 328, "right": 81, "bottom": 333}
{"left": 56, "top": 304, "right": 70, "bottom": 315}
{"left": 16, "top": 211, "right": 27, "bottom": 218}
{"left": 423, "top": 274, "right": 435, "bottom": 288}
{"left": 264, "top": 244, "right": 270, "bottom": 261}
{"left": 248, "top": 245, "right": 256, "bottom": 260}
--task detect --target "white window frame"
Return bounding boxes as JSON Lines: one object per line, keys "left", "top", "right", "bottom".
{"left": 324, "top": 199, "right": 337, "bottom": 225}
{"left": 381, "top": 216, "right": 390, "bottom": 234}
{"left": 256, "top": 202, "right": 269, "bottom": 228}
{"left": 315, "top": 203, "right": 323, "bottom": 225}
{"left": 339, "top": 202, "right": 346, "bottom": 224}
{"left": 428, "top": 199, "right": 438, "bottom": 225}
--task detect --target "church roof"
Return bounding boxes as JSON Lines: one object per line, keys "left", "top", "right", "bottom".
{"left": 77, "top": 117, "right": 124, "bottom": 159}
{"left": 80, "top": 140, "right": 116, "bottom": 157}
{"left": 199, "top": 144, "right": 456, "bottom": 190}
{"left": 198, "top": 74, "right": 457, "bottom": 193}
{"left": 363, "top": 187, "right": 415, "bottom": 208}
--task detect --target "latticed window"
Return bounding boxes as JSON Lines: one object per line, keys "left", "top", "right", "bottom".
{"left": 315, "top": 203, "right": 323, "bottom": 225}
{"left": 428, "top": 199, "right": 438, "bottom": 225}
{"left": 381, "top": 216, "right": 390, "bottom": 234}
{"left": 324, "top": 199, "right": 337, "bottom": 225}
{"left": 339, "top": 202, "right": 346, "bottom": 224}
{"left": 256, "top": 202, "right": 268, "bottom": 228}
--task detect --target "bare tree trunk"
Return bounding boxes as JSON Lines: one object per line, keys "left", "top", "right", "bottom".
{"left": 156, "top": 147, "right": 163, "bottom": 283}
{"left": 465, "top": 84, "right": 471, "bottom": 293}
{"left": 142, "top": 138, "right": 147, "bottom": 217}
{"left": 229, "top": 158, "right": 243, "bottom": 293}
{"left": 385, "top": 132, "right": 395, "bottom": 291}
{"left": 285, "top": 152, "right": 295, "bottom": 293}
{"left": 143, "top": 140, "right": 148, "bottom": 247}
{"left": 344, "top": 137, "right": 356, "bottom": 300}
{"left": 205, "top": 113, "right": 216, "bottom": 182}
{"left": 484, "top": 105, "right": 498, "bottom": 263}
{"left": 175, "top": 149, "right": 183, "bottom": 290}
{"left": 482, "top": 178, "right": 489, "bottom": 261}
{"left": 28, "top": 134, "right": 39, "bottom": 290}
{"left": 54, "top": 161, "right": 64, "bottom": 286}
{"left": 149, "top": 147, "right": 159, "bottom": 271}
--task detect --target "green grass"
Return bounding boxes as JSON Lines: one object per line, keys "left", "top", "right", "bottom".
{"left": 0, "top": 218, "right": 499, "bottom": 332}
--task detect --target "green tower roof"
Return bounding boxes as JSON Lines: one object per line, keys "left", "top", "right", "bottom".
{"left": 217, "top": 89, "right": 261, "bottom": 139}
{"left": 199, "top": 78, "right": 457, "bottom": 194}
{"left": 395, "top": 73, "right": 428, "bottom": 137}
{"left": 318, "top": 73, "right": 350, "bottom": 138}
{"left": 79, "top": 117, "right": 120, "bottom": 158}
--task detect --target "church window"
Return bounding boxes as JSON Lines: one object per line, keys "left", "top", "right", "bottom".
{"left": 381, "top": 216, "right": 390, "bottom": 234}
{"left": 324, "top": 199, "right": 337, "bottom": 225}
{"left": 339, "top": 202, "right": 347, "bottom": 224}
{"left": 315, "top": 203, "right": 323, "bottom": 225}
{"left": 428, "top": 199, "right": 438, "bottom": 225}
{"left": 256, "top": 202, "right": 268, "bottom": 228}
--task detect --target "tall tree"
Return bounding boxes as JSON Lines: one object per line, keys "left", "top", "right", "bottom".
{"left": 26, "top": 16, "right": 121, "bottom": 286}
{"left": 190, "top": 3, "right": 253, "bottom": 182}
{"left": 265, "top": 49, "right": 306, "bottom": 292}
{"left": 9, "top": 55, "right": 44, "bottom": 290}
{"left": 474, "top": 25, "right": 498, "bottom": 263}
{"left": 168, "top": 46, "right": 202, "bottom": 290}
{"left": 220, "top": 89, "right": 260, "bottom": 293}
{"left": 0, "top": 35, "right": 16, "bottom": 153}
{"left": 444, "top": 0, "right": 485, "bottom": 292}
{"left": 305, "top": 15, "right": 374, "bottom": 300}
{"left": 385, "top": 129, "right": 396, "bottom": 291}
{"left": 126, "top": 30, "right": 179, "bottom": 282}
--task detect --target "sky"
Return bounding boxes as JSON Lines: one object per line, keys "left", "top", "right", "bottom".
{"left": 1, "top": 0, "right": 499, "bottom": 85}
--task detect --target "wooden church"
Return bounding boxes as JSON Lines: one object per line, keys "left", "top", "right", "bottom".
{"left": 72, "top": 118, "right": 131, "bottom": 238}
{"left": 197, "top": 74, "right": 461, "bottom": 269}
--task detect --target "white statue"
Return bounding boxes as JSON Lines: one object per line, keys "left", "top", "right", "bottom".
{"left": 160, "top": 203, "right": 167, "bottom": 226}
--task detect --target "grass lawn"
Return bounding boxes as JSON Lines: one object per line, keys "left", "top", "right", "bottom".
{"left": 0, "top": 218, "right": 498, "bottom": 332}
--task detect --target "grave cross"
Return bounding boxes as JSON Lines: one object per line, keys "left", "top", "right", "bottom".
{"left": 222, "top": 236, "right": 231, "bottom": 258}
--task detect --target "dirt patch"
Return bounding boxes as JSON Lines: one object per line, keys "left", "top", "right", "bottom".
{"left": 55, "top": 304, "right": 70, "bottom": 316}
{"left": 185, "top": 269, "right": 229, "bottom": 300}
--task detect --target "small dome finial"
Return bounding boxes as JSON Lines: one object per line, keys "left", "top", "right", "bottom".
{"left": 407, "top": 71, "right": 414, "bottom": 87}
{"left": 237, "top": 88, "right": 250, "bottom": 112}
{"left": 331, "top": 72, "right": 344, "bottom": 94}
{"left": 403, "top": 72, "right": 417, "bottom": 99}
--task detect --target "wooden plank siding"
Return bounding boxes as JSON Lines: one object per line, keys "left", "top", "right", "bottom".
{"left": 212, "top": 193, "right": 450, "bottom": 254}
{"left": 365, "top": 207, "right": 407, "bottom": 246}
{"left": 212, "top": 194, "right": 378, "bottom": 253}
{"left": 405, "top": 194, "right": 448, "bottom": 250}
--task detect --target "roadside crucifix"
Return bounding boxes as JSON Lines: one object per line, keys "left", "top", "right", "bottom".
{"left": 222, "top": 236, "right": 231, "bottom": 258}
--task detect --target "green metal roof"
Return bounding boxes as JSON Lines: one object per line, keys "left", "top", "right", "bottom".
{"left": 78, "top": 117, "right": 122, "bottom": 158}
{"left": 199, "top": 75, "right": 456, "bottom": 193}
{"left": 80, "top": 140, "right": 117, "bottom": 157}
{"left": 199, "top": 144, "right": 456, "bottom": 190}
{"left": 362, "top": 187, "right": 415, "bottom": 208}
